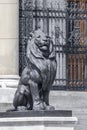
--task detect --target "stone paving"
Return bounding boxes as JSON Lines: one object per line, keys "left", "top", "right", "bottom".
{"left": 0, "top": 89, "right": 87, "bottom": 130}
{"left": 50, "top": 91, "right": 87, "bottom": 130}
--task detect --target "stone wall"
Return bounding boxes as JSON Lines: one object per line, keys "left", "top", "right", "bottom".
{"left": 0, "top": 0, "right": 19, "bottom": 75}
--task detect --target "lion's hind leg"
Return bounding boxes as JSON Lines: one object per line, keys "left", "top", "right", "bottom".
{"left": 13, "top": 84, "right": 31, "bottom": 111}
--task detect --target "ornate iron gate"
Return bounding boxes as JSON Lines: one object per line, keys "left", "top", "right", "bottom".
{"left": 66, "top": 1, "right": 87, "bottom": 90}
{"left": 19, "top": 0, "right": 87, "bottom": 91}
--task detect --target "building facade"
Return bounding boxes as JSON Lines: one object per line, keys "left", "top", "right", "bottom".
{"left": 0, "top": 1, "right": 87, "bottom": 130}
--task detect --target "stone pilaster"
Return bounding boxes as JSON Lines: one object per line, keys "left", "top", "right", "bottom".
{"left": 0, "top": 0, "right": 19, "bottom": 87}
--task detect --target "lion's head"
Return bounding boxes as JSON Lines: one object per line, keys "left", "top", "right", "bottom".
{"left": 26, "top": 29, "right": 56, "bottom": 60}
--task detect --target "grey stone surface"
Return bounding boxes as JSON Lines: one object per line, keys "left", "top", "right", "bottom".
{"left": 0, "top": 1, "right": 19, "bottom": 75}
{"left": 0, "top": 116, "right": 77, "bottom": 130}
{"left": 0, "top": 90, "right": 86, "bottom": 130}
{"left": 50, "top": 91, "right": 87, "bottom": 130}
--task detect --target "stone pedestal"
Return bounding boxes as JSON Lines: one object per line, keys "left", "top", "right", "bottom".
{"left": 0, "top": 111, "right": 77, "bottom": 130}
{"left": 0, "top": 0, "right": 19, "bottom": 87}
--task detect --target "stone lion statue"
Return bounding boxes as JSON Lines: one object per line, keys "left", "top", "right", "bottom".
{"left": 13, "top": 29, "right": 57, "bottom": 111}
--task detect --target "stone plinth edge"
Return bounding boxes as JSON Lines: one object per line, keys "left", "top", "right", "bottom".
{"left": 0, "top": 116, "right": 77, "bottom": 126}
{"left": 0, "top": 111, "right": 78, "bottom": 130}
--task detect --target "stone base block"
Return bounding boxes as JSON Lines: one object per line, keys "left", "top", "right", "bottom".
{"left": 0, "top": 111, "right": 77, "bottom": 130}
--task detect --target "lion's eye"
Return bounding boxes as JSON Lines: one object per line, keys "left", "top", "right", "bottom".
{"left": 37, "top": 35, "right": 41, "bottom": 38}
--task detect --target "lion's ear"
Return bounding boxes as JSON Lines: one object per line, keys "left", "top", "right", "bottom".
{"left": 29, "top": 32, "right": 34, "bottom": 40}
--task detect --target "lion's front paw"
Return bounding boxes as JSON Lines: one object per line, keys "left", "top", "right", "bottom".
{"left": 45, "top": 105, "right": 55, "bottom": 111}
{"left": 33, "top": 101, "right": 45, "bottom": 111}
{"left": 16, "top": 106, "right": 28, "bottom": 111}
{"left": 43, "top": 103, "right": 55, "bottom": 111}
